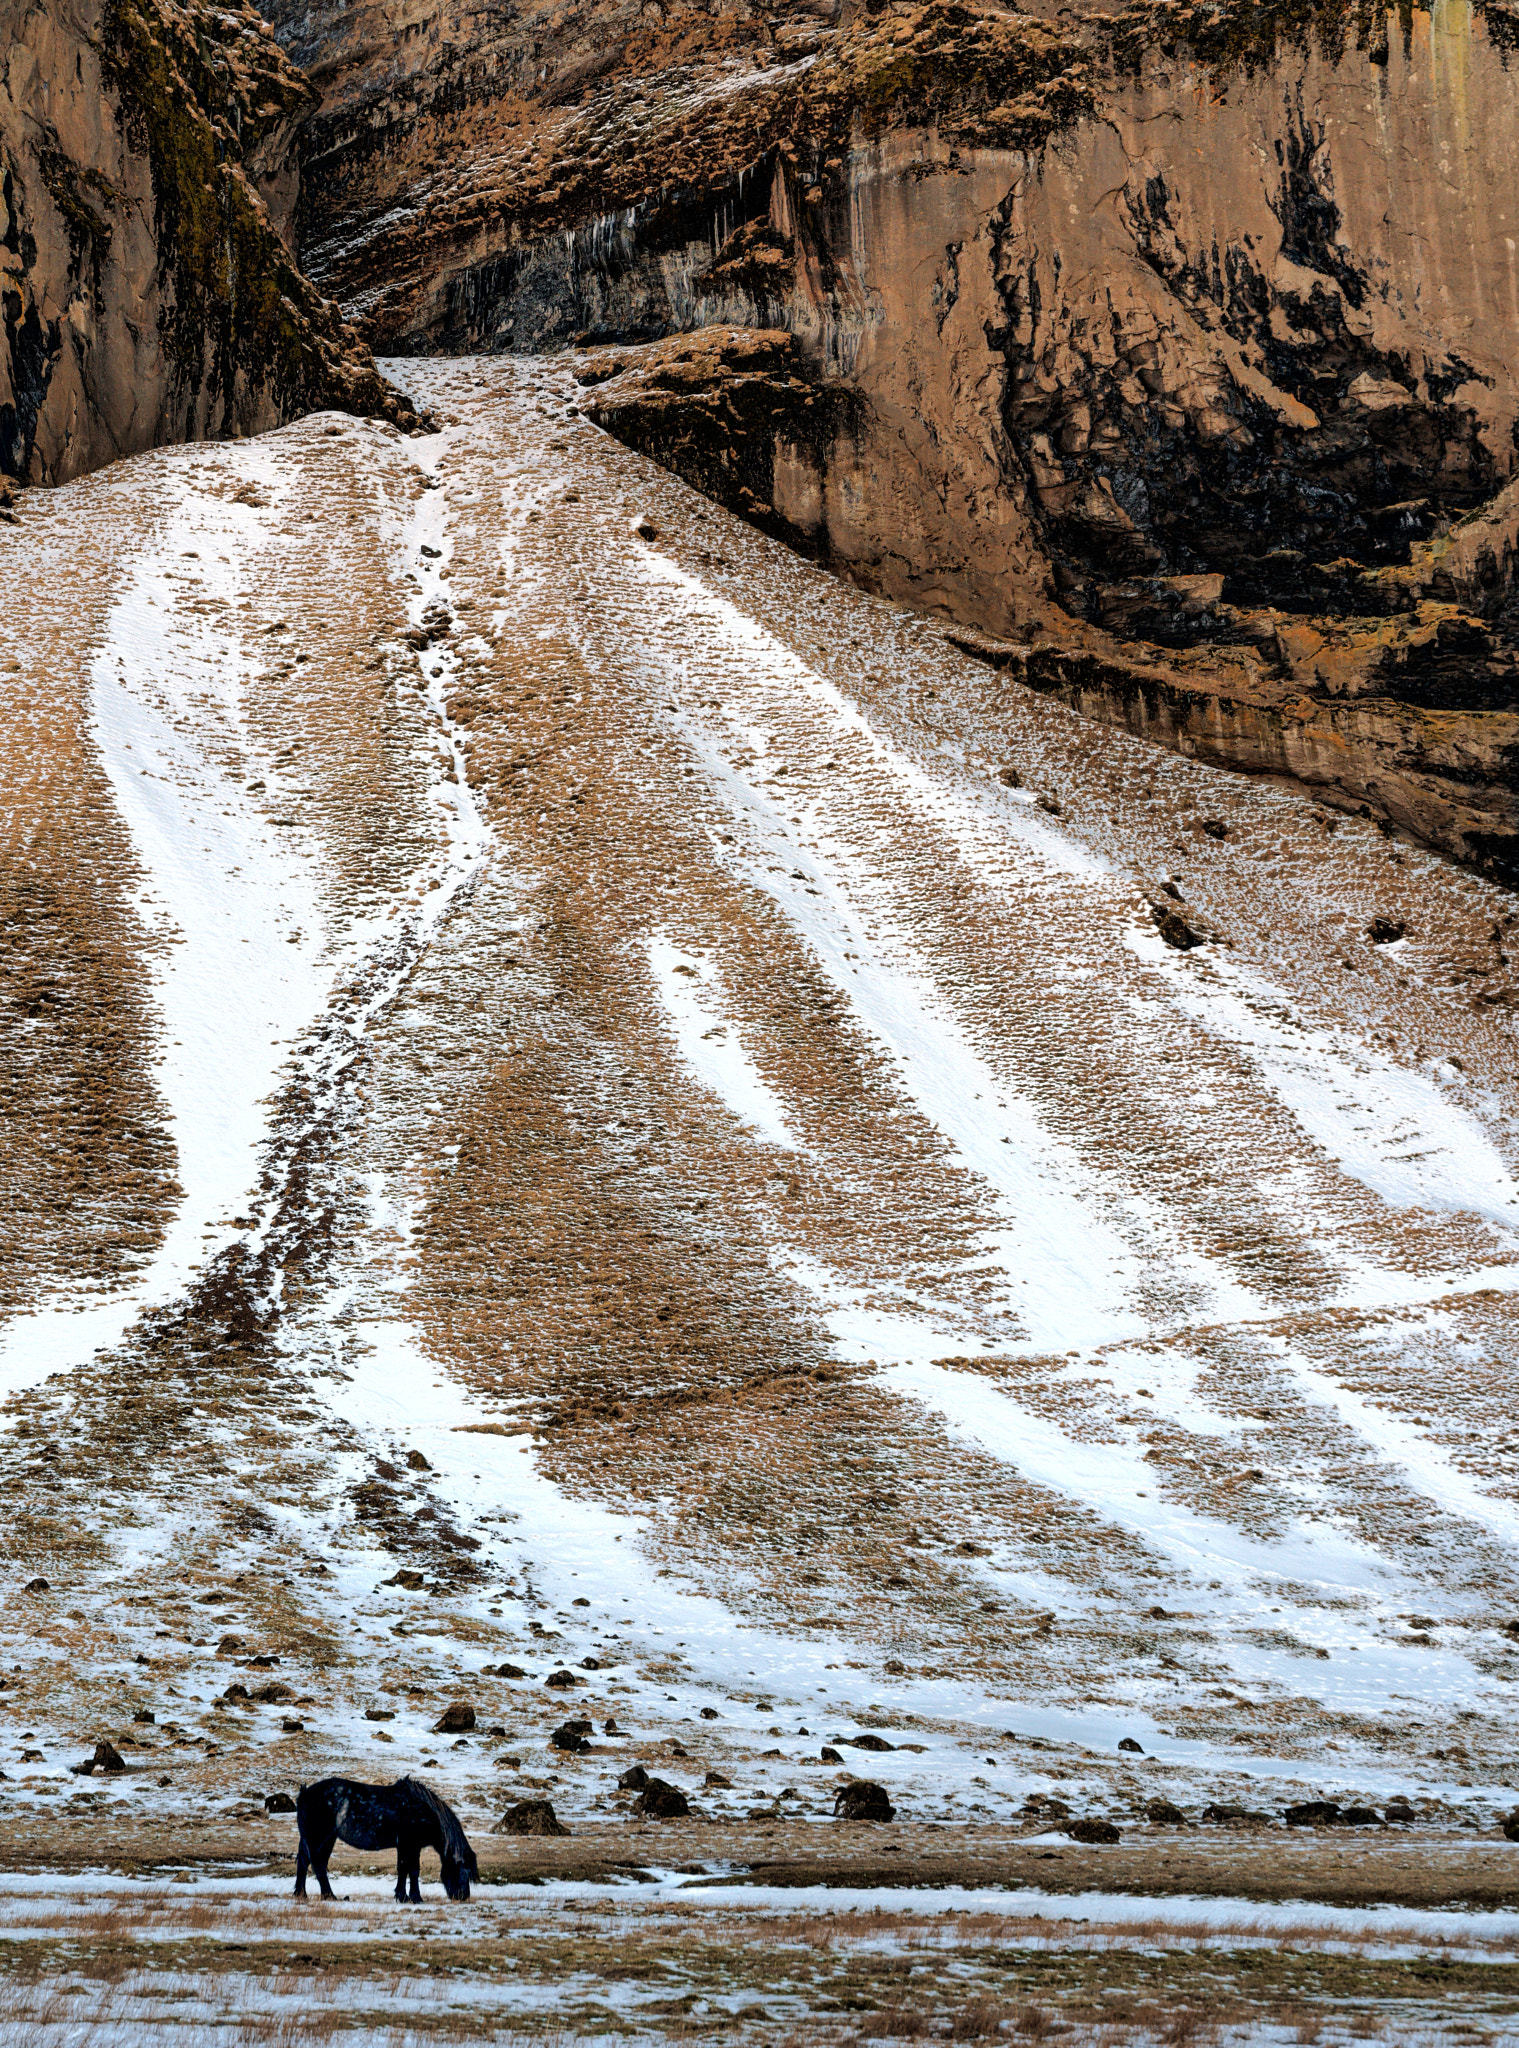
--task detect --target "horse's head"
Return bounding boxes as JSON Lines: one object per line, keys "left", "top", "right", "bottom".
{"left": 442, "top": 1853, "right": 473, "bottom": 1901}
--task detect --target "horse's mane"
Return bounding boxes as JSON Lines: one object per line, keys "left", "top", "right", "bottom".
{"left": 399, "top": 1776, "right": 477, "bottom": 1870}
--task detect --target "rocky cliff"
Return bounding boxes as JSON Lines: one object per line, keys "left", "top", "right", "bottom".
{"left": 0, "top": 0, "right": 419, "bottom": 486}
{"left": 272, "top": 2, "right": 1519, "bottom": 878}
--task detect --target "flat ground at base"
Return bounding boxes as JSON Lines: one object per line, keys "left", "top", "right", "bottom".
{"left": 2, "top": 1816, "right": 1518, "bottom": 1907}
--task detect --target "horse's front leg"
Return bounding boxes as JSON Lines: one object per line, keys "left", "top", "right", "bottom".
{"left": 294, "top": 1836, "right": 310, "bottom": 1900}
{"left": 394, "top": 1843, "right": 409, "bottom": 1904}
{"left": 408, "top": 1850, "right": 422, "bottom": 1905}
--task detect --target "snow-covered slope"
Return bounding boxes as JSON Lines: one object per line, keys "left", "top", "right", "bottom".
{"left": 2, "top": 359, "right": 1518, "bottom": 1840}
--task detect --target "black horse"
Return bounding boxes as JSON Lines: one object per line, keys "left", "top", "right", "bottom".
{"left": 294, "top": 1776, "right": 477, "bottom": 1902}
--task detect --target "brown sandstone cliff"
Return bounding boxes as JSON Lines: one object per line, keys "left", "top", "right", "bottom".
{"left": 262, "top": 3, "right": 1519, "bottom": 878}
{"left": 0, "top": 0, "right": 418, "bottom": 486}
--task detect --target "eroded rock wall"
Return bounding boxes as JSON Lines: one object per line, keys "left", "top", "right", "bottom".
{"left": 0, "top": 0, "right": 416, "bottom": 486}
{"left": 270, "top": 0, "right": 1519, "bottom": 879}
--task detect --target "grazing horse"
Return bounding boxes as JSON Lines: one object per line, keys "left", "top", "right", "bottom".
{"left": 294, "top": 1776, "right": 477, "bottom": 1902}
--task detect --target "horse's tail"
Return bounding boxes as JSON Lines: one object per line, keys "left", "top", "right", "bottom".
{"left": 400, "top": 1777, "right": 477, "bottom": 1897}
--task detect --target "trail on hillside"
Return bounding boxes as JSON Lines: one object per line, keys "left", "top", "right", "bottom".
{"left": 2, "top": 360, "right": 1518, "bottom": 1834}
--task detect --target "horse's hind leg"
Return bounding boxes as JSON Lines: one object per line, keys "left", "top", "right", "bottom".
{"left": 294, "top": 1836, "right": 310, "bottom": 1899}
{"left": 394, "top": 1844, "right": 412, "bottom": 1904}
{"left": 309, "top": 1831, "right": 339, "bottom": 1901}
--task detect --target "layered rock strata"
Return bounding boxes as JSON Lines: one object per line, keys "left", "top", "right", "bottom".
{"left": 0, "top": 0, "right": 418, "bottom": 485}
{"left": 267, "top": 3, "right": 1519, "bottom": 876}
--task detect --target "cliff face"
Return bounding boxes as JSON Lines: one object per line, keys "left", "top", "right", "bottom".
{"left": 0, "top": 0, "right": 417, "bottom": 485}
{"left": 272, "top": 1, "right": 1519, "bottom": 879}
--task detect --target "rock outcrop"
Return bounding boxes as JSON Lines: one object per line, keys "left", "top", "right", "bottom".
{"left": 269, "top": 1, "right": 1519, "bottom": 879}
{"left": 0, "top": 0, "right": 418, "bottom": 486}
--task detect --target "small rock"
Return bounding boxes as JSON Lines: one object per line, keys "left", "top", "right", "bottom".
{"left": 132, "top": 1711, "right": 155, "bottom": 1726}
{"left": 1341, "top": 1806, "right": 1383, "bottom": 1827}
{"left": 487, "top": 1663, "right": 529, "bottom": 1680}
{"left": 496, "top": 1797, "right": 570, "bottom": 1837}
{"left": 633, "top": 1778, "right": 690, "bottom": 1819}
{"left": 1065, "top": 1817, "right": 1120, "bottom": 1844}
{"left": 603, "top": 1718, "right": 620, "bottom": 1734}
{"left": 1502, "top": 1810, "right": 1519, "bottom": 1842}
{"left": 1202, "top": 1802, "right": 1269, "bottom": 1825}
{"left": 834, "top": 1780, "right": 894, "bottom": 1822}
{"left": 1367, "top": 917, "right": 1407, "bottom": 945}
{"left": 1284, "top": 1800, "right": 1341, "bottom": 1827}
{"left": 73, "top": 1740, "right": 126, "bottom": 1777}
{"left": 1150, "top": 898, "right": 1205, "bottom": 950}
{"left": 22, "top": 1578, "right": 49, "bottom": 1594}
{"left": 848, "top": 1734, "right": 895, "bottom": 1753}
{"left": 216, "top": 1636, "right": 245, "bottom": 1656}
{"left": 572, "top": 1597, "right": 590, "bottom": 1607}
{"left": 580, "top": 1657, "right": 601, "bottom": 1671}
{"left": 363, "top": 1709, "right": 395, "bottom": 1723}
{"left": 1145, "top": 1799, "right": 1186, "bottom": 1825}
{"left": 551, "top": 1719, "right": 593, "bottom": 1754}
{"left": 883, "top": 1658, "right": 905, "bottom": 1675}
{"left": 699, "top": 1706, "right": 720, "bottom": 1720}
{"left": 432, "top": 1701, "right": 476, "bottom": 1734}
{"left": 619, "top": 1764, "right": 650, "bottom": 1791}
{"left": 1118, "top": 1738, "right": 1144, "bottom": 1754}
{"left": 405, "top": 1450, "right": 432, "bottom": 1471}
{"left": 1201, "top": 818, "right": 1229, "bottom": 840}
{"left": 630, "top": 514, "right": 659, "bottom": 542}
{"left": 383, "top": 1570, "right": 427, "bottom": 1591}
{"left": 249, "top": 1683, "right": 295, "bottom": 1705}
{"left": 1037, "top": 792, "right": 1062, "bottom": 816}
{"left": 221, "top": 1684, "right": 250, "bottom": 1703}
{"left": 820, "top": 1745, "right": 844, "bottom": 1764}
{"left": 373, "top": 1729, "right": 394, "bottom": 1743}
{"left": 280, "top": 1718, "right": 304, "bottom": 1734}
{"left": 998, "top": 766, "right": 1022, "bottom": 788}
{"left": 264, "top": 1792, "right": 296, "bottom": 1813}
{"left": 544, "top": 1668, "right": 580, "bottom": 1689}
{"left": 703, "top": 1769, "right": 732, "bottom": 1787}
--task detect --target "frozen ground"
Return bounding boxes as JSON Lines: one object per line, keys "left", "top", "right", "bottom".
{"left": 2, "top": 360, "right": 1519, "bottom": 2035}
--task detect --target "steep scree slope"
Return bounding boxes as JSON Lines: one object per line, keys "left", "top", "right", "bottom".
{"left": 3, "top": 361, "right": 1519, "bottom": 1844}
{"left": 271, "top": 0, "right": 1519, "bottom": 882}
{"left": 0, "top": 0, "right": 419, "bottom": 485}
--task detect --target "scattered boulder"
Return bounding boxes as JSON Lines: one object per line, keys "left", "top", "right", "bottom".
{"left": 364, "top": 1708, "right": 395, "bottom": 1723}
{"left": 249, "top": 1682, "right": 295, "bottom": 1705}
{"left": 820, "top": 1746, "right": 844, "bottom": 1764}
{"left": 405, "top": 1450, "right": 432, "bottom": 1471}
{"left": 71, "top": 1740, "right": 126, "bottom": 1777}
{"left": 432, "top": 1701, "right": 476, "bottom": 1734}
{"left": 1285, "top": 1800, "right": 1341, "bottom": 1827}
{"left": 847, "top": 1734, "right": 895, "bottom": 1753}
{"left": 1341, "top": 1806, "right": 1383, "bottom": 1827}
{"left": 551, "top": 1719, "right": 593, "bottom": 1754}
{"left": 23, "top": 1578, "right": 49, "bottom": 1594}
{"left": 630, "top": 514, "right": 659, "bottom": 542}
{"left": 485, "top": 1662, "right": 529, "bottom": 1680}
{"left": 264, "top": 1792, "right": 296, "bottom": 1813}
{"left": 221, "top": 1684, "right": 250, "bottom": 1702}
{"left": 699, "top": 1706, "right": 720, "bottom": 1719}
{"left": 496, "top": 1797, "right": 570, "bottom": 1837}
{"left": 1065, "top": 1817, "right": 1120, "bottom": 1845}
{"left": 1037, "top": 791, "right": 1063, "bottom": 816}
{"left": 1149, "top": 897, "right": 1205, "bottom": 951}
{"left": 1118, "top": 1737, "right": 1144, "bottom": 1753}
{"left": 1367, "top": 917, "right": 1407, "bottom": 945}
{"left": 544, "top": 1668, "right": 580, "bottom": 1689}
{"left": 1202, "top": 1802, "right": 1269, "bottom": 1825}
{"left": 580, "top": 1657, "right": 601, "bottom": 1671}
{"left": 619, "top": 1765, "right": 650, "bottom": 1791}
{"left": 703, "top": 1769, "right": 732, "bottom": 1787}
{"left": 382, "top": 1569, "right": 427, "bottom": 1591}
{"left": 1201, "top": 818, "right": 1229, "bottom": 840}
{"left": 1386, "top": 1800, "right": 1417, "bottom": 1825}
{"left": 834, "top": 1780, "right": 895, "bottom": 1822}
{"left": 132, "top": 1710, "right": 155, "bottom": 1726}
{"left": 1145, "top": 1799, "right": 1187, "bottom": 1825}
{"left": 998, "top": 766, "right": 1022, "bottom": 788}
{"left": 632, "top": 1778, "right": 690, "bottom": 1819}
{"left": 883, "top": 1658, "right": 906, "bottom": 1675}
{"left": 1502, "top": 1810, "right": 1519, "bottom": 1842}
{"left": 216, "top": 1635, "right": 245, "bottom": 1656}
